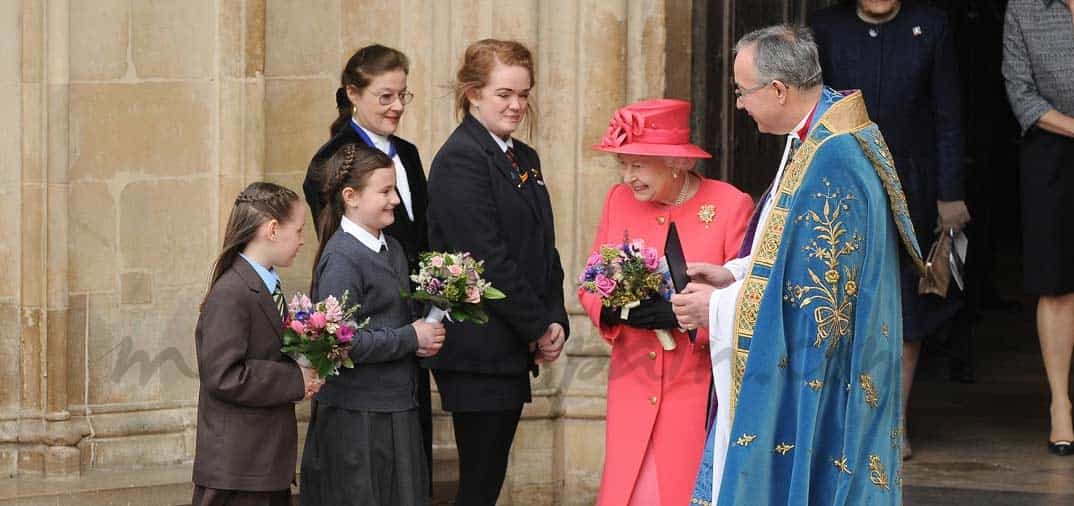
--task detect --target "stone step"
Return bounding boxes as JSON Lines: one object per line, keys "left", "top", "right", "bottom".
{"left": 0, "top": 447, "right": 461, "bottom": 506}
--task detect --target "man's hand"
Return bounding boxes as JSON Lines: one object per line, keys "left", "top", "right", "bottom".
{"left": 670, "top": 282, "right": 716, "bottom": 331}
{"left": 937, "top": 200, "right": 971, "bottom": 233}
{"left": 687, "top": 262, "right": 736, "bottom": 288}
{"left": 536, "top": 323, "right": 565, "bottom": 364}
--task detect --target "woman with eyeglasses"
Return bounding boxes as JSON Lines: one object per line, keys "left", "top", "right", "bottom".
{"left": 301, "top": 43, "right": 434, "bottom": 504}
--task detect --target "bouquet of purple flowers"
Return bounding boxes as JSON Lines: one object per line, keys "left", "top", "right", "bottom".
{"left": 579, "top": 235, "right": 677, "bottom": 349}
{"left": 280, "top": 291, "right": 367, "bottom": 378}
{"left": 410, "top": 251, "right": 506, "bottom": 324}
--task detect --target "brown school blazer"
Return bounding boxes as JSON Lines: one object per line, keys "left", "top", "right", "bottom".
{"left": 193, "top": 258, "right": 305, "bottom": 491}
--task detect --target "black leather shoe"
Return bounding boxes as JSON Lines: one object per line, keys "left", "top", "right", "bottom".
{"left": 1047, "top": 440, "right": 1073, "bottom": 456}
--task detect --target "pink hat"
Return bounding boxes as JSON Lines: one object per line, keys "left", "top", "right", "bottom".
{"left": 593, "top": 99, "right": 711, "bottom": 159}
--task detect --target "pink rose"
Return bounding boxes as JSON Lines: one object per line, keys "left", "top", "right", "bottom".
{"left": 466, "top": 286, "right": 482, "bottom": 304}
{"left": 337, "top": 323, "right": 355, "bottom": 343}
{"left": 448, "top": 265, "right": 463, "bottom": 276}
{"left": 308, "top": 312, "right": 327, "bottom": 330}
{"left": 586, "top": 252, "right": 603, "bottom": 268}
{"left": 288, "top": 320, "right": 306, "bottom": 334}
{"left": 430, "top": 256, "right": 444, "bottom": 268}
{"left": 642, "top": 248, "right": 659, "bottom": 270}
{"left": 594, "top": 274, "right": 617, "bottom": 297}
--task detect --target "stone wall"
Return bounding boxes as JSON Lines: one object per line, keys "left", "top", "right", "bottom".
{"left": 0, "top": 1, "right": 692, "bottom": 504}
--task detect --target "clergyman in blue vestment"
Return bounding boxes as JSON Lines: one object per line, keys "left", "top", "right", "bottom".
{"left": 671, "top": 25, "right": 923, "bottom": 505}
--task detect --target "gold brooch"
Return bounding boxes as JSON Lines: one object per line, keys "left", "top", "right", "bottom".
{"left": 698, "top": 204, "right": 716, "bottom": 227}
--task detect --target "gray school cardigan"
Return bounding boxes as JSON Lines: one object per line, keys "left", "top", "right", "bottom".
{"left": 311, "top": 229, "right": 420, "bottom": 412}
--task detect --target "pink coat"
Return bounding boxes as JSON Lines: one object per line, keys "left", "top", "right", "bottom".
{"left": 580, "top": 180, "right": 752, "bottom": 506}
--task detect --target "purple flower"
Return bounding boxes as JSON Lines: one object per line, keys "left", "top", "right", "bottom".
{"left": 594, "top": 274, "right": 617, "bottom": 297}
{"left": 424, "top": 278, "right": 442, "bottom": 296}
{"left": 295, "top": 311, "right": 310, "bottom": 322}
{"left": 337, "top": 323, "right": 355, "bottom": 343}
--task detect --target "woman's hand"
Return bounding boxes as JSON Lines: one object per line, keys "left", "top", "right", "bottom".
{"left": 413, "top": 320, "right": 446, "bottom": 358}
{"left": 623, "top": 296, "right": 679, "bottom": 330}
{"left": 687, "top": 262, "right": 735, "bottom": 288}
{"left": 300, "top": 366, "right": 324, "bottom": 400}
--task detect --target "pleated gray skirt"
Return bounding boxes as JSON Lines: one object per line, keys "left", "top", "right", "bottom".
{"left": 300, "top": 403, "right": 428, "bottom": 506}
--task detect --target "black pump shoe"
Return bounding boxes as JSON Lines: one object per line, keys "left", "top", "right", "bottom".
{"left": 1047, "top": 440, "right": 1073, "bottom": 456}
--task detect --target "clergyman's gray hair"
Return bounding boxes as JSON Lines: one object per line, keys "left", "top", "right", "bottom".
{"left": 734, "top": 25, "right": 823, "bottom": 89}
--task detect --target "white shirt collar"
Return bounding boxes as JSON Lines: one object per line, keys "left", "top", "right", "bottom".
{"left": 790, "top": 102, "right": 816, "bottom": 142}
{"left": 487, "top": 130, "right": 515, "bottom": 153}
{"left": 352, "top": 119, "right": 394, "bottom": 156}
{"left": 341, "top": 215, "right": 388, "bottom": 253}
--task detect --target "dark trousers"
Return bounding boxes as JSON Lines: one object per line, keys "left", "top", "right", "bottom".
{"left": 191, "top": 485, "right": 291, "bottom": 506}
{"left": 451, "top": 409, "right": 523, "bottom": 506}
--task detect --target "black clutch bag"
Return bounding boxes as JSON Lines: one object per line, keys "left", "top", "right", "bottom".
{"left": 664, "top": 222, "right": 698, "bottom": 343}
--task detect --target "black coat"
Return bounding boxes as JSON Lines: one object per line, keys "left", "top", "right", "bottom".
{"left": 811, "top": 1, "right": 965, "bottom": 237}
{"left": 303, "top": 125, "right": 429, "bottom": 270}
{"left": 422, "top": 113, "right": 570, "bottom": 376}
{"left": 811, "top": 1, "right": 967, "bottom": 339}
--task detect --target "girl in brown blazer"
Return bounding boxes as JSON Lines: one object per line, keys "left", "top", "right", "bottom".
{"left": 192, "top": 182, "right": 323, "bottom": 506}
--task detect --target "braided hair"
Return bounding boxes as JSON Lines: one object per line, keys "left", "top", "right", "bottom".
{"left": 310, "top": 143, "right": 394, "bottom": 291}
{"left": 203, "top": 182, "right": 300, "bottom": 309}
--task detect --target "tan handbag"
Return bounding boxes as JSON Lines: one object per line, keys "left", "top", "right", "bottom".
{"left": 918, "top": 232, "right": 952, "bottom": 297}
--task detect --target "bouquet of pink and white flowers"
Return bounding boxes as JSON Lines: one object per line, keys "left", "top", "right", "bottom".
{"left": 578, "top": 235, "right": 677, "bottom": 350}
{"left": 409, "top": 251, "right": 506, "bottom": 324}
{"left": 280, "top": 291, "right": 367, "bottom": 378}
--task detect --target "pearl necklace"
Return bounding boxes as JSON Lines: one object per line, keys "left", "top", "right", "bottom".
{"left": 672, "top": 173, "right": 696, "bottom": 206}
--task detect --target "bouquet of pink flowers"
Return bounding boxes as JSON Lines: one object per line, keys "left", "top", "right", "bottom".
{"left": 579, "top": 235, "right": 677, "bottom": 349}
{"left": 409, "top": 251, "right": 506, "bottom": 324}
{"left": 280, "top": 291, "right": 367, "bottom": 378}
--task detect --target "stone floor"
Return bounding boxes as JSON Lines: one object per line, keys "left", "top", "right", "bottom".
{"left": 897, "top": 301, "right": 1074, "bottom": 505}
{"left": 3, "top": 301, "right": 1072, "bottom": 505}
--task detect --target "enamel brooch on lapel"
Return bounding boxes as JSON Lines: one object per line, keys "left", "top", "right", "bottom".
{"left": 698, "top": 204, "right": 716, "bottom": 227}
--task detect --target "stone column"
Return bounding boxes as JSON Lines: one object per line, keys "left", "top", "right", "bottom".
{"left": 217, "top": 0, "right": 267, "bottom": 234}
{"left": 0, "top": 0, "right": 26, "bottom": 480}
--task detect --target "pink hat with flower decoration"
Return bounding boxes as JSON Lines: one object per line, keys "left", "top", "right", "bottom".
{"left": 593, "top": 98, "right": 711, "bottom": 159}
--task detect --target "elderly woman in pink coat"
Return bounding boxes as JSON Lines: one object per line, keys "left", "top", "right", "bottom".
{"left": 579, "top": 99, "right": 752, "bottom": 506}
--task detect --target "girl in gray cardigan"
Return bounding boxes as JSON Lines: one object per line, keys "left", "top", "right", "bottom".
{"left": 300, "top": 144, "right": 444, "bottom": 506}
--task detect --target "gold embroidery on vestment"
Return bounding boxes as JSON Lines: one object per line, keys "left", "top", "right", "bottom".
{"left": 775, "top": 443, "right": 795, "bottom": 455}
{"left": 784, "top": 180, "right": 862, "bottom": 354}
{"left": 735, "top": 434, "right": 758, "bottom": 447}
{"left": 833, "top": 456, "right": 852, "bottom": 475}
{"left": 860, "top": 373, "right": 879, "bottom": 408}
{"left": 869, "top": 455, "right": 890, "bottom": 490}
